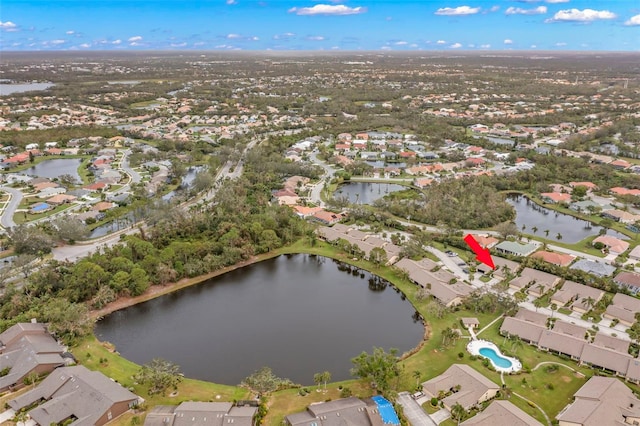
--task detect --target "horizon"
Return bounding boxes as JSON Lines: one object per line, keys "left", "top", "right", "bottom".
{"left": 1, "top": 0, "right": 638, "bottom": 52}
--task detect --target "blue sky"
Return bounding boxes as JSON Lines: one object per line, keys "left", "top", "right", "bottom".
{"left": 1, "top": 0, "right": 638, "bottom": 51}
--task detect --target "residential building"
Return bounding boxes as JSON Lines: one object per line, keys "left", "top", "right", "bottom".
{"left": 395, "top": 258, "right": 472, "bottom": 307}
{"left": 285, "top": 397, "right": 384, "bottom": 426}
{"left": 144, "top": 401, "right": 258, "bottom": 426}
{"left": 8, "top": 365, "right": 140, "bottom": 426}
{"left": 614, "top": 271, "right": 640, "bottom": 295}
{"left": 592, "top": 235, "right": 629, "bottom": 255}
{"left": 604, "top": 293, "right": 640, "bottom": 326}
{"left": 478, "top": 257, "right": 520, "bottom": 278}
{"left": 0, "top": 322, "right": 66, "bottom": 392}
{"left": 530, "top": 250, "right": 575, "bottom": 267}
{"left": 550, "top": 281, "right": 604, "bottom": 313}
{"left": 460, "top": 400, "right": 543, "bottom": 426}
{"left": 601, "top": 209, "right": 640, "bottom": 224}
{"left": 422, "top": 364, "right": 500, "bottom": 410}
{"left": 556, "top": 377, "right": 640, "bottom": 425}
{"left": 495, "top": 241, "right": 537, "bottom": 257}
{"left": 508, "top": 267, "right": 561, "bottom": 296}
{"left": 541, "top": 192, "right": 571, "bottom": 204}
{"left": 570, "top": 259, "right": 616, "bottom": 277}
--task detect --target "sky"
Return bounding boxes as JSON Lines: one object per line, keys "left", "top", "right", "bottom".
{"left": 1, "top": 0, "right": 639, "bottom": 51}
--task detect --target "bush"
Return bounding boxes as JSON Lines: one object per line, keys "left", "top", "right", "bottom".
{"left": 458, "top": 352, "right": 464, "bottom": 359}
{"left": 430, "top": 397, "right": 438, "bottom": 407}
{"left": 340, "top": 387, "right": 352, "bottom": 398}
{"left": 546, "top": 383, "right": 554, "bottom": 390}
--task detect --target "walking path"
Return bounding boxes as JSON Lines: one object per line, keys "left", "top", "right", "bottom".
{"left": 532, "top": 361, "right": 584, "bottom": 376}
{"left": 512, "top": 392, "right": 552, "bottom": 426}
{"left": 476, "top": 314, "right": 505, "bottom": 337}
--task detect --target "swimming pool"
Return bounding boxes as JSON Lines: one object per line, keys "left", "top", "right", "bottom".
{"left": 371, "top": 395, "right": 400, "bottom": 425}
{"left": 467, "top": 340, "right": 522, "bottom": 373}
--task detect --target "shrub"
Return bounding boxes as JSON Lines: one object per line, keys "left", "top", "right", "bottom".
{"left": 340, "top": 387, "right": 352, "bottom": 398}
{"left": 458, "top": 352, "right": 464, "bottom": 359}
{"left": 430, "top": 397, "right": 438, "bottom": 407}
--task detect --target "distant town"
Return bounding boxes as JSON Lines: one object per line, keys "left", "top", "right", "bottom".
{"left": 0, "top": 51, "right": 639, "bottom": 426}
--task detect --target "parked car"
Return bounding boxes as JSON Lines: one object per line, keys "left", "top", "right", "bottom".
{"left": 445, "top": 250, "right": 457, "bottom": 257}
{"left": 412, "top": 391, "right": 425, "bottom": 400}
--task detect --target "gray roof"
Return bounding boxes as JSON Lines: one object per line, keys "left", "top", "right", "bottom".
{"left": 552, "top": 320, "right": 587, "bottom": 338}
{"left": 593, "top": 332, "right": 630, "bottom": 353}
{"left": 422, "top": 364, "right": 499, "bottom": 411}
{"left": 580, "top": 344, "right": 633, "bottom": 374}
{"left": 9, "top": 365, "right": 138, "bottom": 426}
{"left": 514, "top": 308, "right": 548, "bottom": 326}
{"left": 551, "top": 280, "right": 603, "bottom": 306}
{"left": 286, "top": 397, "right": 382, "bottom": 426}
{"left": 500, "top": 317, "right": 545, "bottom": 344}
{"left": 144, "top": 402, "right": 257, "bottom": 426}
{"left": 570, "top": 259, "right": 616, "bottom": 277}
{"left": 538, "top": 330, "right": 586, "bottom": 358}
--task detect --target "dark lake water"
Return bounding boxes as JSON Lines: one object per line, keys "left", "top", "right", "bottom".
{"left": 21, "top": 158, "right": 82, "bottom": 181}
{"left": 0, "top": 82, "right": 54, "bottom": 96}
{"left": 507, "top": 194, "right": 628, "bottom": 243}
{"left": 334, "top": 182, "right": 406, "bottom": 204}
{"left": 95, "top": 254, "right": 424, "bottom": 385}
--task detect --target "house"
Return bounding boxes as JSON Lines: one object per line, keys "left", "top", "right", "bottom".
{"left": 556, "top": 377, "right": 640, "bottom": 425}
{"left": 461, "top": 400, "right": 543, "bottom": 426}
{"left": 500, "top": 317, "right": 545, "bottom": 344}
{"left": 610, "top": 187, "right": 640, "bottom": 197}
{"left": 477, "top": 256, "right": 519, "bottom": 278}
{"left": 0, "top": 322, "right": 66, "bottom": 393}
{"left": 144, "top": 401, "right": 258, "bottom": 426}
{"left": 540, "top": 192, "right": 571, "bottom": 204}
{"left": 495, "top": 241, "right": 537, "bottom": 257}
{"left": 470, "top": 234, "right": 498, "bottom": 249}
{"left": 395, "top": 258, "right": 472, "bottom": 306}
{"left": 629, "top": 245, "right": 640, "bottom": 261}
{"left": 46, "top": 194, "right": 77, "bottom": 205}
{"left": 610, "top": 159, "right": 631, "bottom": 170}
{"left": 550, "top": 281, "right": 604, "bottom": 313}
{"left": 530, "top": 250, "right": 575, "bottom": 267}
{"left": 538, "top": 329, "right": 586, "bottom": 360}
{"left": 422, "top": 364, "right": 500, "bottom": 410}
{"left": 8, "top": 365, "right": 139, "bottom": 426}
{"left": 604, "top": 293, "right": 640, "bottom": 326}
{"left": 615, "top": 271, "right": 640, "bottom": 295}
{"left": 91, "top": 201, "right": 117, "bottom": 212}
{"left": 592, "top": 235, "right": 629, "bottom": 255}
{"left": 461, "top": 318, "right": 480, "bottom": 329}
{"left": 285, "top": 397, "right": 384, "bottom": 426}
{"left": 508, "top": 267, "right": 560, "bottom": 296}
{"left": 570, "top": 259, "right": 616, "bottom": 277}
{"left": 312, "top": 210, "right": 345, "bottom": 225}
{"left": 569, "top": 181, "right": 597, "bottom": 191}
{"left": 601, "top": 209, "right": 640, "bottom": 224}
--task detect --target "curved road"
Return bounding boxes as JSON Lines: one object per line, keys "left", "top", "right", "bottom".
{"left": 0, "top": 186, "right": 23, "bottom": 229}
{"left": 120, "top": 149, "right": 142, "bottom": 184}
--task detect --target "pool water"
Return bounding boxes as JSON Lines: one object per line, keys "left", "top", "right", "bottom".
{"left": 478, "top": 347, "right": 513, "bottom": 369}
{"left": 371, "top": 395, "right": 400, "bottom": 425}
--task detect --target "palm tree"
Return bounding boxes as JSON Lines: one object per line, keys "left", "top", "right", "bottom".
{"left": 556, "top": 232, "right": 563, "bottom": 241}
{"left": 544, "top": 229, "right": 550, "bottom": 238}
{"left": 510, "top": 337, "right": 524, "bottom": 354}
{"left": 582, "top": 296, "right": 596, "bottom": 312}
{"left": 522, "top": 224, "right": 527, "bottom": 232}
{"left": 413, "top": 370, "right": 421, "bottom": 388}
{"left": 532, "top": 226, "right": 538, "bottom": 234}
{"left": 450, "top": 402, "right": 466, "bottom": 425}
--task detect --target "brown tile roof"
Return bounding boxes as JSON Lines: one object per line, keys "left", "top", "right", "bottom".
{"left": 530, "top": 250, "right": 575, "bottom": 267}
{"left": 461, "top": 400, "right": 543, "bottom": 426}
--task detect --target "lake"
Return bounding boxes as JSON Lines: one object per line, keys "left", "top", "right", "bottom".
{"left": 0, "top": 83, "right": 54, "bottom": 96}
{"left": 95, "top": 254, "right": 424, "bottom": 385}
{"left": 21, "top": 158, "right": 82, "bottom": 181}
{"left": 507, "top": 194, "right": 628, "bottom": 243}
{"left": 334, "top": 182, "right": 406, "bottom": 204}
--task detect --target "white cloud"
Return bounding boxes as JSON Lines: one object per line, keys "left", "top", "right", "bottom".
{"left": 171, "top": 42, "right": 187, "bottom": 47}
{"left": 112, "top": 39, "right": 122, "bottom": 45}
{"left": 79, "top": 43, "right": 91, "bottom": 48}
{"left": 0, "top": 21, "right": 17, "bottom": 31}
{"left": 128, "top": 35, "right": 143, "bottom": 42}
{"left": 66, "top": 30, "right": 75, "bottom": 35}
{"left": 555, "top": 42, "right": 567, "bottom": 46}
{"left": 546, "top": 0, "right": 569, "bottom": 3}
{"left": 435, "top": 6, "right": 480, "bottom": 16}
{"left": 624, "top": 14, "right": 640, "bottom": 26}
{"left": 226, "top": 0, "right": 237, "bottom": 4}
{"left": 249, "top": 36, "right": 259, "bottom": 41}
{"left": 504, "top": 39, "right": 513, "bottom": 44}
{"left": 480, "top": 44, "right": 491, "bottom": 49}
{"left": 436, "top": 40, "right": 446, "bottom": 44}
{"left": 51, "top": 39, "right": 66, "bottom": 45}
{"left": 130, "top": 42, "right": 143, "bottom": 46}
{"left": 273, "top": 32, "right": 295, "bottom": 40}
{"left": 381, "top": 46, "right": 392, "bottom": 50}
{"left": 289, "top": 4, "right": 367, "bottom": 16}
{"left": 530, "top": 44, "right": 537, "bottom": 48}
{"left": 489, "top": 5, "right": 500, "bottom": 12}
{"left": 395, "top": 41, "right": 408, "bottom": 45}
{"left": 410, "top": 43, "right": 419, "bottom": 48}
{"left": 546, "top": 8, "right": 616, "bottom": 23}
{"left": 505, "top": 6, "right": 547, "bottom": 15}
{"left": 226, "top": 33, "right": 242, "bottom": 39}
{"left": 450, "top": 42, "right": 462, "bottom": 48}
{"left": 307, "top": 35, "right": 325, "bottom": 41}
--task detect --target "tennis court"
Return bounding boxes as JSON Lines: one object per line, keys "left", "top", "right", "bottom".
{"left": 372, "top": 395, "right": 400, "bottom": 425}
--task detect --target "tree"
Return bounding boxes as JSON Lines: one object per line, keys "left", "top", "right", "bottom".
{"left": 413, "top": 370, "right": 421, "bottom": 388}
{"left": 544, "top": 229, "right": 550, "bottom": 238}
{"left": 531, "top": 226, "right": 538, "bottom": 234}
{"left": 313, "top": 371, "right": 331, "bottom": 393}
{"left": 582, "top": 296, "right": 596, "bottom": 312}
{"left": 350, "top": 347, "right": 400, "bottom": 392}
{"left": 41, "top": 297, "right": 92, "bottom": 343}
{"left": 134, "top": 358, "right": 183, "bottom": 396}
{"left": 13, "top": 253, "right": 37, "bottom": 278}
{"left": 556, "top": 232, "right": 563, "bottom": 241}
{"left": 451, "top": 402, "right": 467, "bottom": 425}
{"left": 242, "top": 366, "right": 292, "bottom": 396}
{"left": 495, "top": 222, "right": 519, "bottom": 239}
{"left": 51, "top": 216, "right": 89, "bottom": 242}
{"left": 58, "top": 173, "right": 78, "bottom": 187}
{"left": 441, "top": 327, "right": 459, "bottom": 347}
{"left": 8, "top": 225, "right": 55, "bottom": 255}
{"left": 369, "top": 246, "right": 387, "bottom": 267}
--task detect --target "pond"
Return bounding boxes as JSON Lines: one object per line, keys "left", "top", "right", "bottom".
{"left": 21, "top": 158, "right": 82, "bottom": 182}
{"left": 0, "top": 82, "right": 54, "bottom": 96}
{"left": 334, "top": 182, "right": 406, "bottom": 205}
{"left": 507, "top": 194, "right": 628, "bottom": 243}
{"left": 95, "top": 254, "right": 424, "bottom": 385}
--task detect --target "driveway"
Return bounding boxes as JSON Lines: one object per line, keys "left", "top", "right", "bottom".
{"left": 397, "top": 392, "right": 437, "bottom": 426}
{"left": 0, "top": 408, "right": 15, "bottom": 423}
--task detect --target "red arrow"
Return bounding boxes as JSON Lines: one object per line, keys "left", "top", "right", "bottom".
{"left": 463, "top": 234, "right": 495, "bottom": 269}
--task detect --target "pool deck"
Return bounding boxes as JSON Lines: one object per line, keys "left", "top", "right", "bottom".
{"left": 467, "top": 339, "right": 522, "bottom": 373}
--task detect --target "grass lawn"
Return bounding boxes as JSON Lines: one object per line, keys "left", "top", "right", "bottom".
{"left": 72, "top": 335, "right": 250, "bottom": 426}
{"left": 14, "top": 203, "right": 76, "bottom": 224}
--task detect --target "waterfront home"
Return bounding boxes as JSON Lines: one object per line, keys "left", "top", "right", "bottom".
{"left": 540, "top": 192, "right": 571, "bottom": 204}
{"left": 530, "top": 250, "right": 575, "bottom": 267}
{"left": 614, "top": 271, "right": 640, "bottom": 295}
{"left": 495, "top": 241, "right": 537, "bottom": 257}
{"left": 461, "top": 400, "right": 543, "bottom": 426}
{"left": 593, "top": 235, "right": 629, "bottom": 255}
{"left": 422, "top": 364, "right": 500, "bottom": 411}
{"left": 312, "top": 210, "right": 345, "bottom": 225}
{"left": 550, "top": 280, "right": 604, "bottom": 313}
{"left": 0, "top": 322, "right": 66, "bottom": 393}
{"left": 604, "top": 293, "right": 640, "bottom": 326}
{"left": 285, "top": 397, "right": 384, "bottom": 426}
{"left": 8, "top": 365, "right": 140, "bottom": 426}
{"left": 556, "top": 377, "right": 640, "bottom": 425}
{"left": 395, "top": 257, "right": 472, "bottom": 306}
{"left": 470, "top": 234, "right": 499, "bottom": 249}
{"left": 601, "top": 209, "right": 640, "bottom": 224}
{"left": 144, "top": 401, "right": 258, "bottom": 426}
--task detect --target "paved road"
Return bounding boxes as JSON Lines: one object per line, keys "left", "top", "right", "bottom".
{"left": 308, "top": 151, "right": 337, "bottom": 207}
{"left": 0, "top": 186, "right": 23, "bottom": 229}
{"left": 120, "top": 149, "right": 142, "bottom": 184}
{"left": 397, "top": 392, "right": 437, "bottom": 426}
